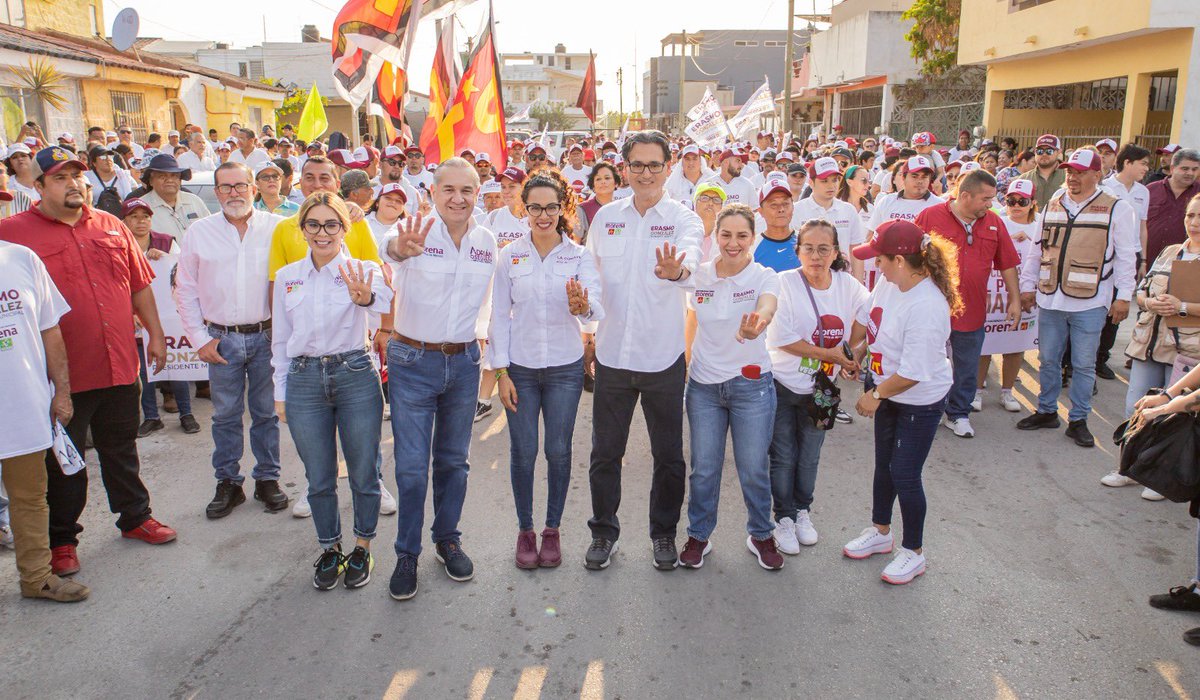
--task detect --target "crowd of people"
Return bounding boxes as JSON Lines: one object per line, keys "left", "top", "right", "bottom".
{"left": 0, "top": 118, "right": 1197, "bottom": 646}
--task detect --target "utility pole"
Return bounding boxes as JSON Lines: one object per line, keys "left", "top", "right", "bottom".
{"left": 783, "top": 0, "right": 795, "bottom": 136}
{"left": 617, "top": 67, "right": 624, "bottom": 117}
{"left": 677, "top": 29, "right": 687, "bottom": 133}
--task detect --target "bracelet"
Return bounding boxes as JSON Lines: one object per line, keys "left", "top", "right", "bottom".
{"left": 357, "top": 292, "right": 376, "bottom": 307}
{"left": 495, "top": 368, "right": 508, "bottom": 380}
{"left": 671, "top": 268, "right": 685, "bottom": 282}
{"left": 376, "top": 328, "right": 393, "bottom": 336}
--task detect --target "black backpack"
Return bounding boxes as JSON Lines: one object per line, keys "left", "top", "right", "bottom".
{"left": 95, "top": 177, "right": 123, "bottom": 216}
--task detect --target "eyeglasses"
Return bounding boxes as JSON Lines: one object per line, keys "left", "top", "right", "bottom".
{"left": 525, "top": 203, "right": 562, "bottom": 217}
{"left": 527, "top": 154, "right": 546, "bottom": 161}
{"left": 695, "top": 194, "right": 724, "bottom": 205}
{"left": 215, "top": 183, "right": 251, "bottom": 194}
{"left": 628, "top": 161, "right": 666, "bottom": 174}
{"left": 798, "top": 244, "right": 835, "bottom": 257}
{"left": 1035, "top": 148, "right": 1057, "bottom": 156}
{"left": 256, "top": 173, "right": 281, "bottom": 183}
{"left": 301, "top": 219, "right": 345, "bottom": 235}
{"left": 1005, "top": 197, "right": 1031, "bottom": 207}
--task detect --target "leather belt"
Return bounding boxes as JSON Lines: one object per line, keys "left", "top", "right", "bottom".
{"left": 392, "top": 332, "right": 473, "bottom": 355}
{"left": 206, "top": 320, "right": 272, "bottom": 334}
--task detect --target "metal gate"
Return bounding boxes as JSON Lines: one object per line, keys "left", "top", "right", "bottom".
{"left": 888, "top": 101, "right": 983, "bottom": 144}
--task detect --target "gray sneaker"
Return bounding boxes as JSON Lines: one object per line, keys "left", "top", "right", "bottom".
{"left": 584, "top": 537, "right": 618, "bottom": 570}
{"left": 651, "top": 536, "right": 678, "bottom": 571}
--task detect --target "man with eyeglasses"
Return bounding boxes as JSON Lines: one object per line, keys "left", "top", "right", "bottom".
{"left": 583, "top": 130, "right": 703, "bottom": 572}
{"left": 703, "top": 148, "right": 758, "bottom": 208}
{"left": 915, "top": 169, "right": 1021, "bottom": 438}
{"left": 1018, "top": 134, "right": 1065, "bottom": 211}
{"left": 174, "top": 162, "right": 288, "bottom": 518}
{"left": 139, "top": 153, "right": 211, "bottom": 239}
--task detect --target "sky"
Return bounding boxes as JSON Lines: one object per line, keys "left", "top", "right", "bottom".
{"left": 103, "top": 0, "right": 833, "bottom": 114}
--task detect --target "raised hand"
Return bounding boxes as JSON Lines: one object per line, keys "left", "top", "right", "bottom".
{"left": 654, "top": 242, "right": 686, "bottom": 281}
{"left": 736, "top": 312, "right": 768, "bottom": 343}
{"left": 389, "top": 212, "right": 434, "bottom": 262}
{"left": 339, "top": 260, "right": 375, "bottom": 305}
{"left": 566, "top": 278, "right": 590, "bottom": 316}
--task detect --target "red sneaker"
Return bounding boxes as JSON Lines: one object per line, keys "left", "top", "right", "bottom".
{"left": 50, "top": 544, "right": 80, "bottom": 576}
{"left": 746, "top": 535, "right": 784, "bottom": 570}
{"left": 538, "top": 528, "right": 561, "bottom": 568}
{"left": 515, "top": 530, "right": 538, "bottom": 569}
{"left": 678, "top": 536, "right": 712, "bottom": 569}
{"left": 122, "top": 518, "right": 177, "bottom": 545}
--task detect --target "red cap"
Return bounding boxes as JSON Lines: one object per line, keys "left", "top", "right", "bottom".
{"left": 1036, "top": 134, "right": 1061, "bottom": 151}
{"left": 499, "top": 167, "right": 526, "bottom": 184}
{"left": 1059, "top": 149, "right": 1101, "bottom": 172}
{"left": 1157, "top": 143, "right": 1181, "bottom": 155}
{"left": 852, "top": 220, "right": 925, "bottom": 260}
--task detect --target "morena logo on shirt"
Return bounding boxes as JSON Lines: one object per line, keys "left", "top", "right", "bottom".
{"left": 283, "top": 280, "right": 303, "bottom": 294}
{"left": 469, "top": 247, "right": 494, "bottom": 264}
{"left": 867, "top": 307, "right": 883, "bottom": 343}
{"left": 605, "top": 222, "right": 626, "bottom": 236}
{"left": 695, "top": 289, "right": 715, "bottom": 304}
{"left": 649, "top": 225, "right": 675, "bottom": 239}
{"left": 511, "top": 252, "right": 530, "bottom": 265}
{"left": 423, "top": 246, "right": 445, "bottom": 257}
{"left": 811, "top": 315, "right": 845, "bottom": 347}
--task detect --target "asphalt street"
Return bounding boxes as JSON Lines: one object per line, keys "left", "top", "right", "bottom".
{"left": 2, "top": 340, "right": 1198, "bottom": 699}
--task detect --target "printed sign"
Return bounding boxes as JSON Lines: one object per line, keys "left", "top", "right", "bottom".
{"left": 980, "top": 267, "right": 1039, "bottom": 355}
{"left": 147, "top": 255, "right": 209, "bottom": 383}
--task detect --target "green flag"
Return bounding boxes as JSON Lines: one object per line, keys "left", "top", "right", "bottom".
{"left": 296, "top": 82, "right": 328, "bottom": 142}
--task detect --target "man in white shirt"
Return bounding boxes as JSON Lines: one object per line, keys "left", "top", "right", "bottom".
{"left": 116, "top": 126, "right": 145, "bottom": 160}
{"left": 175, "top": 162, "right": 288, "bottom": 518}
{"left": 664, "top": 144, "right": 709, "bottom": 208}
{"left": 868, "top": 156, "right": 946, "bottom": 231}
{"left": 402, "top": 146, "right": 434, "bottom": 193}
{"left": 375, "top": 145, "right": 421, "bottom": 215}
{"left": 278, "top": 139, "right": 301, "bottom": 174}
{"left": 176, "top": 133, "right": 216, "bottom": 172}
{"left": 703, "top": 148, "right": 758, "bottom": 208}
{"left": 228, "top": 129, "right": 270, "bottom": 170}
{"left": 380, "top": 158, "right": 496, "bottom": 600}
{"left": 1017, "top": 149, "right": 1137, "bottom": 447}
{"left": 560, "top": 144, "right": 593, "bottom": 190}
{"left": 583, "top": 130, "right": 703, "bottom": 571}
{"left": 793, "top": 156, "right": 866, "bottom": 281}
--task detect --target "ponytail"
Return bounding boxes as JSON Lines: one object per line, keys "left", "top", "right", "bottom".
{"left": 900, "top": 233, "right": 963, "bottom": 317}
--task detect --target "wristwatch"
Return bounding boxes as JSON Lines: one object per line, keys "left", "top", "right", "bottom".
{"left": 871, "top": 389, "right": 882, "bottom": 401}
{"left": 1180, "top": 302, "right": 1189, "bottom": 317}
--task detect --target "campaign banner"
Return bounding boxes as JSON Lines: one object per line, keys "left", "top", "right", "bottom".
{"left": 981, "top": 267, "right": 1038, "bottom": 355}
{"left": 726, "top": 80, "right": 775, "bottom": 139}
{"left": 146, "top": 254, "right": 209, "bottom": 383}
{"left": 684, "top": 88, "right": 730, "bottom": 150}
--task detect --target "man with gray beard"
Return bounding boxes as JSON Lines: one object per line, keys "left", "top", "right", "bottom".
{"left": 175, "top": 162, "right": 288, "bottom": 518}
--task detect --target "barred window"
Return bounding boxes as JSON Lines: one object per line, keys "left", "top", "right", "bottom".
{"left": 110, "top": 91, "right": 147, "bottom": 142}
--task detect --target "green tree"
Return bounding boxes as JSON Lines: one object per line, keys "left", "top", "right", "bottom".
{"left": 268, "top": 82, "right": 330, "bottom": 128}
{"left": 530, "top": 102, "right": 573, "bottom": 132}
{"left": 903, "top": 0, "right": 961, "bottom": 79}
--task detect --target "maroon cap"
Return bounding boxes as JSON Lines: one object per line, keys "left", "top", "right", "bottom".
{"left": 852, "top": 220, "right": 925, "bottom": 260}
{"left": 499, "top": 167, "right": 526, "bottom": 184}
{"left": 120, "top": 198, "right": 153, "bottom": 218}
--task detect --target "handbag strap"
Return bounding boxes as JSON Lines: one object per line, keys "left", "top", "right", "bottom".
{"left": 799, "top": 269, "right": 824, "bottom": 339}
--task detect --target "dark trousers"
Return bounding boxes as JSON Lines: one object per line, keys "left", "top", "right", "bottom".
{"left": 45, "top": 382, "right": 152, "bottom": 547}
{"left": 871, "top": 396, "right": 945, "bottom": 551}
{"left": 588, "top": 354, "right": 687, "bottom": 541}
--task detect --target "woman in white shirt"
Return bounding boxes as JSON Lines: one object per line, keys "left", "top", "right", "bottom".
{"left": 84, "top": 146, "right": 136, "bottom": 206}
{"left": 364, "top": 182, "right": 408, "bottom": 247}
{"left": 680, "top": 204, "right": 783, "bottom": 571}
{"left": 271, "top": 193, "right": 393, "bottom": 591}
{"left": 838, "top": 164, "right": 874, "bottom": 229}
{"left": 843, "top": 219, "right": 959, "bottom": 585}
{"left": 978, "top": 179, "right": 1039, "bottom": 412}
{"left": 766, "top": 220, "right": 867, "bottom": 553}
{"left": 490, "top": 172, "right": 603, "bottom": 570}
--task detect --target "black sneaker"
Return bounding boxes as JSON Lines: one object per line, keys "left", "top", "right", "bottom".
{"left": 389, "top": 554, "right": 418, "bottom": 600}
{"left": 312, "top": 546, "right": 346, "bottom": 590}
{"left": 343, "top": 546, "right": 374, "bottom": 589}
{"left": 651, "top": 536, "right": 678, "bottom": 571}
{"left": 1016, "top": 412, "right": 1061, "bottom": 430}
{"left": 180, "top": 414, "right": 201, "bottom": 434}
{"left": 835, "top": 408, "right": 853, "bottom": 424}
{"left": 473, "top": 401, "right": 493, "bottom": 423}
{"left": 584, "top": 538, "right": 618, "bottom": 570}
{"left": 1065, "top": 419, "right": 1095, "bottom": 447}
{"left": 1186, "top": 627, "right": 1200, "bottom": 646}
{"left": 1150, "top": 583, "right": 1200, "bottom": 612}
{"left": 205, "top": 479, "right": 245, "bottom": 519}
{"left": 1095, "top": 363, "right": 1116, "bottom": 380}
{"left": 137, "top": 419, "right": 164, "bottom": 438}
{"left": 434, "top": 540, "right": 474, "bottom": 581}
{"left": 254, "top": 479, "right": 290, "bottom": 511}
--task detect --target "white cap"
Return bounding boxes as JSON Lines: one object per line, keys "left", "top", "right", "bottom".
{"left": 167, "top": 130, "right": 180, "bottom": 137}
{"left": 1006, "top": 179, "right": 1035, "bottom": 199}
{"left": 253, "top": 160, "right": 284, "bottom": 177}
{"left": 377, "top": 182, "right": 409, "bottom": 202}
{"left": 680, "top": 144, "right": 700, "bottom": 157}
{"left": 475, "top": 152, "right": 491, "bottom": 163}
{"left": 480, "top": 180, "right": 502, "bottom": 195}
{"left": 959, "top": 161, "right": 982, "bottom": 174}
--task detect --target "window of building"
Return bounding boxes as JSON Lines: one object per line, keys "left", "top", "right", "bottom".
{"left": 527, "top": 87, "right": 537, "bottom": 101}
{"left": 249, "top": 60, "right": 265, "bottom": 81}
{"left": 565, "top": 57, "right": 572, "bottom": 70}
{"left": 1149, "top": 74, "right": 1177, "bottom": 112}
{"left": 248, "top": 106, "right": 263, "bottom": 131}
{"left": 0, "top": 0, "right": 25, "bottom": 26}
{"left": 547, "top": 56, "right": 555, "bottom": 67}
{"left": 89, "top": 2, "right": 99, "bottom": 35}
{"left": 110, "top": 91, "right": 148, "bottom": 142}
{"left": 237, "top": 62, "right": 248, "bottom": 78}
{"left": 1009, "top": 0, "right": 1057, "bottom": 10}
{"left": 764, "top": 41, "right": 785, "bottom": 47}
{"left": 734, "top": 40, "right": 759, "bottom": 47}
{"left": 838, "top": 86, "right": 883, "bottom": 137}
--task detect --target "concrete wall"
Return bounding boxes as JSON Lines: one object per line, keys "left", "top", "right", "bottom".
{"left": 24, "top": 0, "right": 102, "bottom": 37}
{"left": 808, "top": 11, "right": 920, "bottom": 87}
{"left": 959, "top": 0, "right": 1154, "bottom": 65}
{"left": 79, "top": 68, "right": 177, "bottom": 136}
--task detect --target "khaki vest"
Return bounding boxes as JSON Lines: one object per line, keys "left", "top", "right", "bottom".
{"left": 1037, "top": 191, "right": 1117, "bottom": 299}
{"left": 1126, "top": 244, "right": 1200, "bottom": 364}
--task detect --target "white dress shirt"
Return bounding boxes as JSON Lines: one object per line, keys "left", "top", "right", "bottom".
{"left": 270, "top": 250, "right": 393, "bottom": 400}
{"left": 489, "top": 233, "right": 604, "bottom": 369}
{"left": 792, "top": 196, "right": 867, "bottom": 254}
{"left": 664, "top": 168, "right": 706, "bottom": 209}
{"left": 585, "top": 193, "right": 704, "bottom": 372}
{"left": 686, "top": 260, "right": 780, "bottom": 384}
{"left": 229, "top": 148, "right": 270, "bottom": 169}
{"left": 1019, "top": 190, "right": 1138, "bottom": 312}
{"left": 177, "top": 150, "right": 217, "bottom": 172}
{"left": 381, "top": 218, "right": 497, "bottom": 343}
{"left": 174, "top": 209, "right": 284, "bottom": 342}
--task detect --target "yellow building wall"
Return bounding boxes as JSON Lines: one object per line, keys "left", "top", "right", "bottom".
{"left": 959, "top": 0, "right": 1151, "bottom": 65}
{"left": 241, "top": 97, "right": 281, "bottom": 132}
{"left": 80, "top": 79, "right": 175, "bottom": 135}
{"left": 24, "top": 0, "right": 104, "bottom": 38}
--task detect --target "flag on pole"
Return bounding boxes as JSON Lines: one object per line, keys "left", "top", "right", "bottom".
{"left": 575, "top": 52, "right": 597, "bottom": 123}
{"left": 330, "top": 0, "right": 423, "bottom": 108}
{"left": 369, "top": 60, "right": 409, "bottom": 143}
{"left": 617, "top": 116, "right": 630, "bottom": 147}
{"left": 509, "top": 101, "right": 535, "bottom": 123}
{"left": 684, "top": 89, "right": 730, "bottom": 150}
{"left": 296, "top": 82, "right": 329, "bottom": 143}
{"left": 418, "top": 19, "right": 461, "bottom": 162}
{"left": 726, "top": 80, "right": 775, "bottom": 139}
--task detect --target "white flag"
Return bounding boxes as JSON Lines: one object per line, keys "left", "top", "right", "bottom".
{"left": 687, "top": 87, "right": 718, "bottom": 121}
{"left": 618, "top": 116, "right": 630, "bottom": 146}
{"left": 727, "top": 80, "right": 776, "bottom": 139}
{"left": 684, "top": 90, "right": 730, "bottom": 150}
{"left": 510, "top": 101, "right": 535, "bottom": 123}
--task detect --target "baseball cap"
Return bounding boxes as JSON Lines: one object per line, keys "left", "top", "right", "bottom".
{"left": 120, "top": 198, "right": 153, "bottom": 218}
{"left": 852, "top": 220, "right": 924, "bottom": 260}
{"left": 526, "top": 143, "right": 547, "bottom": 156}
{"left": 902, "top": 155, "right": 935, "bottom": 174}
{"left": 959, "top": 161, "right": 982, "bottom": 174}
{"left": 1006, "top": 179, "right": 1035, "bottom": 200}
{"left": 583, "top": 148, "right": 596, "bottom": 160}
{"left": 758, "top": 180, "right": 792, "bottom": 204}
{"left": 775, "top": 151, "right": 796, "bottom": 163}
{"left": 911, "top": 132, "right": 935, "bottom": 146}
{"left": 831, "top": 147, "right": 855, "bottom": 161}
{"left": 480, "top": 180, "right": 502, "bottom": 195}
{"left": 786, "top": 162, "right": 808, "bottom": 175}
{"left": 306, "top": 141, "right": 324, "bottom": 152}
{"left": 56, "top": 132, "right": 75, "bottom": 144}
{"left": 475, "top": 152, "right": 491, "bottom": 164}
{"left": 1157, "top": 143, "right": 1181, "bottom": 155}
{"left": 253, "top": 160, "right": 284, "bottom": 178}
{"left": 377, "top": 182, "right": 409, "bottom": 202}
{"left": 498, "top": 167, "right": 526, "bottom": 184}
{"left": 693, "top": 182, "right": 726, "bottom": 203}
{"left": 1059, "top": 148, "right": 1101, "bottom": 172}
{"left": 167, "top": 130, "right": 180, "bottom": 137}
{"left": 845, "top": 137, "right": 858, "bottom": 149}
{"left": 215, "top": 141, "right": 232, "bottom": 152}
{"left": 404, "top": 145, "right": 424, "bottom": 156}
{"left": 34, "top": 146, "right": 88, "bottom": 177}
{"left": 1035, "top": 134, "right": 1061, "bottom": 151}
{"left": 808, "top": 156, "right": 840, "bottom": 180}
{"left": 352, "top": 146, "right": 374, "bottom": 163}
{"left": 944, "top": 160, "right": 963, "bottom": 172}
{"left": 884, "top": 146, "right": 900, "bottom": 158}
{"left": 568, "top": 144, "right": 583, "bottom": 154}
{"left": 4, "top": 143, "right": 31, "bottom": 160}
{"left": 329, "top": 148, "right": 369, "bottom": 170}
{"left": 680, "top": 144, "right": 700, "bottom": 157}
{"left": 278, "top": 138, "right": 292, "bottom": 146}
{"left": 382, "top": 145, "right": 404, "bottom": 159}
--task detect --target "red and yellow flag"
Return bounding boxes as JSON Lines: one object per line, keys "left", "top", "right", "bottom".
{"left": 331, "top": 0, "right": 421, "bottom": 107}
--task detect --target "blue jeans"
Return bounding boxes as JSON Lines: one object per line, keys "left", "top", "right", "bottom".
{"left": 388, "top": 339, "right": 481, "bottom": 557}
{"left": 506, "top": 359, "right": 584, "bottom": 531}
{"left": 137, "top": 340, "right": 191, "bottom": 420}
{"left": 1125, "top": 358, "right": 1172, "bottom": 418}
{"left": 946, "top": 327, "right": 986, "bottom": 420}
{"left": 285, "top": 349, "right": 383, "bottom": 547}
{"left": 685, "top": 375, "right": 776, "bottom": 541}
{"left": 872, "top": 396, "right": 945, "bottom": 551}
{"left": 1036, "top": 306, "right": 1108, "bottom": 421}
{"left": 207, "top": 328, "right": 280, "bottom": 483}
{"left": 769, "top": 381, "right": 828, "bottom": 521}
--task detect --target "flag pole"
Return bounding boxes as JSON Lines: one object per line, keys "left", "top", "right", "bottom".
{"left": 590, "top": 50, "right": 596, "bottom": 134}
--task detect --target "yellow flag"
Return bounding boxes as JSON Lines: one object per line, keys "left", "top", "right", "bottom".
{"left": 296, "top": 82, "right": 328, "bottom": 142}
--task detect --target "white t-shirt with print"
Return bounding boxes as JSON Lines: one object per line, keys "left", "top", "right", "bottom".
{"left": 686, "top": 260, "right": 780, "bottom": 384}
{"left": 856, "top": 276, "right": 952, "bottom": 406}
{"left": 868, "top": 191, "right": 946, "bottom": 231}
{"left": 768, "top": 269, "right": 868, "bottom": 395}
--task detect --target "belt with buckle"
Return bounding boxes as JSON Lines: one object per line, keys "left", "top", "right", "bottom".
{"left": 206, "top": 320, "right": 271, "bottom": 334}
{"left": 391, "top": 332, "right": 473, "bottom": 355}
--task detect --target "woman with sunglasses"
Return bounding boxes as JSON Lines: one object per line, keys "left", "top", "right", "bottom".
{"left": 490, "top": 172, "right": 603, "bottom": 569}
{"left": 976, "top": 180, "right": 1039, "bottom": 413}
{"left": 252, "top": 160, "right": 300, "bottom": 216}
{"left": 271, "top": 193, "right": 393, "bottom": 590}
{"left": 838, "top": 164, "right": 874, "bottom": 229}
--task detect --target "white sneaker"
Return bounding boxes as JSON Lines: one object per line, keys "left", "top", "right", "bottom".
{"left": 1100, "top": 471, "right": 1137, "bottom": 487}
{"left": 970, "top": 391, "right": 983, "bottom": 412}
{"left": 774, "top": 518, "right": 800, "bottom": 555}
{"left": 379, "top": 480, "right": 398, "bottom": 515}
{"left": 291, "top": 491, "right": 312, "bottom": 518}
{"left": 881, "top": 547, "right": 926, "bottom": 585}
{"left": 795, "top": 509, "right": 818, "bottom": 546}
{"left": 1000, "top": 391, "right": 1021, "bottom": 412}
{"left": 1142, "top": 488, "right": 1165, "bottom": 501}
{"left": 942, "top": 415, "right": 975, "bottom": 438}
{"left": 0, "top": 526, "right": 12, "bottom": 549}
{"left": 843, "top": 526, "right": 893, "bottom": 559}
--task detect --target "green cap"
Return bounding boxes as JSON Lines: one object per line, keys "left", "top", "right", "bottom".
{"left": 693, "top": 182, "right": 727, "bottom": 204}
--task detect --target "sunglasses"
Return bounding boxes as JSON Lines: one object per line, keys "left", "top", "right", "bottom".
{"left": 1005, "top": 197, "right": 1031, "bottom": 207}
{"left": 527, "top": 154, "right": 546, "bottom": 161}
{"left": 1035, "top": 148, "right": 1057, "bottom": 155}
